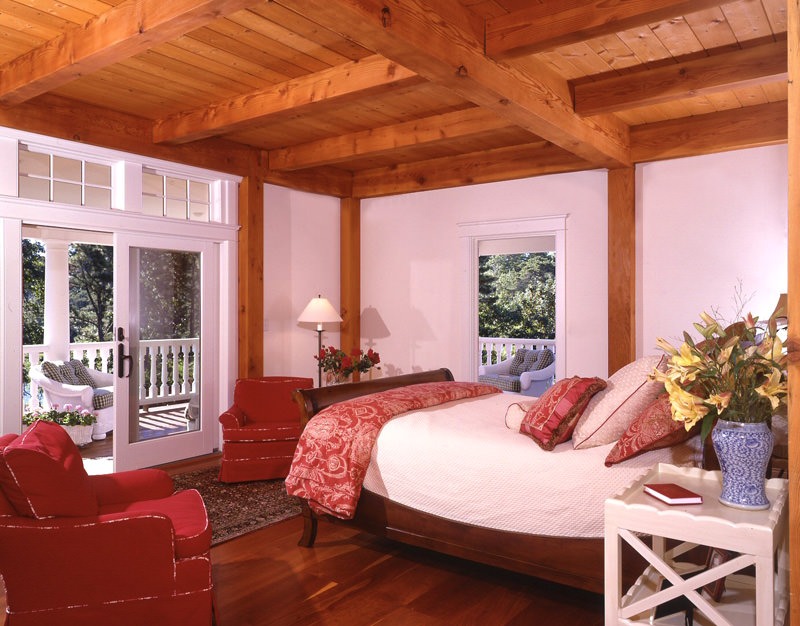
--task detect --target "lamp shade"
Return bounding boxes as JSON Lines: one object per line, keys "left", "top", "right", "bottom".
{"left": 771, "top": 292, "right": 788, "bottom": 323}
{"left": 298, "top": 296, "right": 343, "bottom": 324}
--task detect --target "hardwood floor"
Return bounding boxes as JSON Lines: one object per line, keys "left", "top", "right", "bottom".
{"left": 0, "top": 450, "right": 605, "bottom": 625}
{"left": 211, "top": 517, "right": 605, "bottom": 625}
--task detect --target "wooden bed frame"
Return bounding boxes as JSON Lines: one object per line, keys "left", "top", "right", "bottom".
{"left": 292, "top": 368, "right": 644, "bottom": 594}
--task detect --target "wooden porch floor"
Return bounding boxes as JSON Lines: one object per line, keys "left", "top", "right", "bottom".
{"left": 79, "top": 403, "right": 194, "bottom": 466}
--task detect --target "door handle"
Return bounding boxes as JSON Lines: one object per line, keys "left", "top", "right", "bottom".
{"left": 117, "top": 342, "right": 133, "bottom": 379}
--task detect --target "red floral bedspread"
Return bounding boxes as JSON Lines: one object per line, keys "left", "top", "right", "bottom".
{"left": 285, "top": 381, "right": 500, "bottom": 519}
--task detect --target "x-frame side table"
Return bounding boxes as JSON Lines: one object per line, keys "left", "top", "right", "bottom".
{"left": 605, "top": 463, "right": 789, "bottom": 626}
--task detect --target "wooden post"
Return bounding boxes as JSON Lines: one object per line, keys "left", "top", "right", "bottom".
{"left": 340, "top": 197, "right": 361, "bottom": 379}
{"left": 787, "top": 1, "right": 799, "bottom": 623}
{"left": 237, "top": 173, "right": 264, "bottom": 378}
{"left": 607, "top": 167, "right": 636, "bottom": 375}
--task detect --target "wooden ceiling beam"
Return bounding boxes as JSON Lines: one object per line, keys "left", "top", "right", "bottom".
{"left": 268, "top": 107, "right": 521, "bottom": 171}
{"left": 0, "top": 0, "right": 265, "bottom": 106}
{"left": 351, "top": 142, "right": 591, "bottom": 198}
{"left": 486, "top": 0, "right": 725, "bottom": 59}
{"left": 275, "top": 0, "right": 630, "bottom": 169}
{"left": 631, "top": 101, "right": 787, "bottom": 163}
{"left": 153, "top": 54, "right": 421, "bottom": 144}
{"left": 575, "top": 38, "right": 788, "bottom": 116}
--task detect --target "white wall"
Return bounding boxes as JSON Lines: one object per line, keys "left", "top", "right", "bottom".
{"left": 639, "top": 145, "right": 788, "bottom": 353}
{"left": 263, "top": 144, "right": 788, "bottom": 382}
{"left": 361, "top": 170, "right": 608, "bottom": 380}
{"left": 263, "top": 185, "right": 340, "bottom": 383}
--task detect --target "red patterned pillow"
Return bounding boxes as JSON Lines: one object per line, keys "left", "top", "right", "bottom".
{"left": 604, "top": 394, "right": 698, "bottom": 466}
{"left": 519, "top": 376, "right": 607, "bottom": 451}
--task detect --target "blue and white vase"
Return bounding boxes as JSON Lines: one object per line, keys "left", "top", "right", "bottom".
{"left": 711, "top": 419, "right": 773, "bottom": 510}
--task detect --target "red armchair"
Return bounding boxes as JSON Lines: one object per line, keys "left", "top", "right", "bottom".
{"left": 0, "top": 420, "right": 213, "bottom": 626}
{"left": 218, "top": 376, "right": 313, "bottom": 483}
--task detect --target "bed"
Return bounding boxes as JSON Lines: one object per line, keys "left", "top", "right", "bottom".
{"left": 289, "top": 367, "right": 705, "bottom": 593}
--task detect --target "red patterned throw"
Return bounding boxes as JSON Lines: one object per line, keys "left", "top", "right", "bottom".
{"left": 285, "top": 381, "right": 500, "bottom": 519}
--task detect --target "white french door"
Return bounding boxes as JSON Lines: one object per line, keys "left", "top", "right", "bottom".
{"left": 113, "top": 232, "right": 218, "bottom": 471}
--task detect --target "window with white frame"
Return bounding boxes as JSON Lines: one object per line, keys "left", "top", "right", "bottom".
{"left": 18, "top": 145, "right": 112, "bottom": 209}
{"left": 142, "top": 169, "right": 210, "bottom": 221}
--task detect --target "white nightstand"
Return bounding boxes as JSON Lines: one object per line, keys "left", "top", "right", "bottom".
{"left": 605, "top": 463, "right": 789, "bottom": 626}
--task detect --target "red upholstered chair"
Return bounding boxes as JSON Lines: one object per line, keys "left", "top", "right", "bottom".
{"left": 0, "top": 421, "right": 213, "bottom": 626}
{"left": 218, "top": 376, "right": 313, "bottom": 483}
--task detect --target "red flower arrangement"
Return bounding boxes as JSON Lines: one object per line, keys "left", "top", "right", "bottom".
{"left": 316, "top": 345, "right": 380, "bottom": 378}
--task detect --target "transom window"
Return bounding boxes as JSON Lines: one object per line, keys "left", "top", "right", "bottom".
{"left": 18, "top": 145, "right": 112, "bottom": 209}
{"left": 142, "top": 170, "right": 210, "bottom": 222}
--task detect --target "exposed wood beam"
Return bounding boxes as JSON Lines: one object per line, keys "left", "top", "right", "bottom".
{"left": 787, "top": 0, "right": 799, "bottom": 621}
{"left": 263, "top": 164, "right": 354, "bottom": 198}
{"left": 277, "top": 0, "right": 630, "bottom": 169}
{"left": 154, "top": 54, "right": 421, "bottom": 144}
{"left": 631, "top": 101, "right": 787, "bottom": 163}
{"left": 486, "top": 0, "right": 724, "bottom": 59}
{"left": 0, "top": 93, "right": 255, "bottom": 176}
{"left": 607, "top": 167, "right": 635, "bottom": 376}
{"left": 268, "top": 107, "right": 519, "bottom": 171}
{"left": 340, "top": 197, "right": 361, "bottom": 378}
{"left": 352, "top": 142, "right": 591, "bottom": 198}
{"left": 575, "top": 38, "right": 788, "bottom": 116}
{"left": 0, "top": 0, "right": 264, "bottom": 106}
{"left": 238, "top": 172, "right": 265, "bottom": 377}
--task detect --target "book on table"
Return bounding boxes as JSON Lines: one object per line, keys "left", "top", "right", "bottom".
{"left": 643, "top": 483, "right": 703, "bottom": 505}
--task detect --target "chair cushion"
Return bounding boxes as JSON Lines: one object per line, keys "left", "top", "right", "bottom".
{"left": 69, "top": 359, "right": 98, "bottom": 387}
{"left": 508, "top": 349, "right": 536, "bottom": 376}
{"left": 519, "top": 376, "right": 607, "bottom": 450}
{"left": 528, "top": 348, "right": 555, "bottom": 371}
{"left": 41, "top": 360, "right": 81, "bottom": 385}
{"left": 93, "top": 388, "right": 114, "bottom": 410}
{"left": 222, "top": 421, "right": 302, "bottom": 443}
{"left": 476, "top": 374, "right": 521, "bottom": 392}
{"left": 0, "top": 421, "right": 97, "bottom": 518}
{"left": 233, "top": 377, "right": 309, "bottom": 425}
{"left": 99, "top": 488, "right": 211, "bottom": 558}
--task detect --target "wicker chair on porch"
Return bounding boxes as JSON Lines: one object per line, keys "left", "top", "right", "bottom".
{"left": 29, "top": 360, "right": 115, "bottom": 441}
{"left": 218, "top": 376, "right": 313, "bottom": 483}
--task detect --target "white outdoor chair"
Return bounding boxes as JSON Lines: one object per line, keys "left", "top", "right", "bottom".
{"left": 29, "top": 361, "right": 114, "bottom": 440}
{"left": 478, "top": 348, "right": 556, "bottom": 397}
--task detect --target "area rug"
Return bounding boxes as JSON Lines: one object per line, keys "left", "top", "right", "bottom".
{"left": 172, "top": 467, "right": 302, "bottom": 545}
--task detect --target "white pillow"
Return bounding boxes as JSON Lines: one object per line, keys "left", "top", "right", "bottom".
{"left": 572, "top": 354, "right": 667, "bottom": 449}
{"left": 504, "top": 401, "right": 536, "bottom": 430}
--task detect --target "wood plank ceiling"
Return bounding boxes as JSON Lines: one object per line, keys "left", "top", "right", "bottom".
{"left": 0, "top": 0, "right": 788, "bottom": 198}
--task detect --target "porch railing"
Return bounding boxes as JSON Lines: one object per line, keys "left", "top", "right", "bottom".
{"left": 479, "top": 336, "right": 556, "bottom": 366}
{"left": 23, "top": 338, "right": 198, "bottom": 410}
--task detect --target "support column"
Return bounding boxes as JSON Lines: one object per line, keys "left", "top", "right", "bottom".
{"left": 787, "top": 1, "right": 798, "bottom": 623}
{"left": 607, "top": 167, "right": 636, "bottom": 376}
{"left": 340, "top": 197, "right": 361, "bottom": 378}
{"left": 237, "top": 173, "right": 264, "bottom": 378}
{"left": 43, "top": 240, "right": 70, "bottom": 361}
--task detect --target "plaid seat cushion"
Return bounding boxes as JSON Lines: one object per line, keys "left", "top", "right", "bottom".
{"left": 92, "top": 389, "right": 114, "bottom": 410}
{"left": 477, "top": 374, "right": 521, "bottom": 392}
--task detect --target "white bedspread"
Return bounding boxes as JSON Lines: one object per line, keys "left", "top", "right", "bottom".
{"left": 362, "top": 392, "right": 700, "bottom": 538}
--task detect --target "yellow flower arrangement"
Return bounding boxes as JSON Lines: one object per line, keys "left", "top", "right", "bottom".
{"left": 650, "top": 311, "right": 788, "bottom": 441}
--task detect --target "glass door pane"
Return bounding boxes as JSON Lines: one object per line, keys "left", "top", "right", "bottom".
{"left": 113, "top": 233, "right": 215, "bottom": 471}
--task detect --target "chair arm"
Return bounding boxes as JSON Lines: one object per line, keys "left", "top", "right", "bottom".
{"left": 41, "top": 383, "right": 95, "bottom": 409}
{"left": 89, "top": 369, "right": 115, "bottom": 386}
{"left": 519, "top": 362, "right": 556, "bottom": 389}
{"left": 89, "top": 468, "right": 174, "bottom": 505}
{"left": 478, "top": 359, "right": 513, "bottom": 376}
{"left": 219, "top": 405, "right": 245, "bottom": 429}
{"left": 0, "top": 512, "right": 185, "bottom": 609}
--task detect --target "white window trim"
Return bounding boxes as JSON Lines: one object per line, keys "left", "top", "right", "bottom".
{"left": 458, "top": 215, "right": 567, "bottom": 381}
